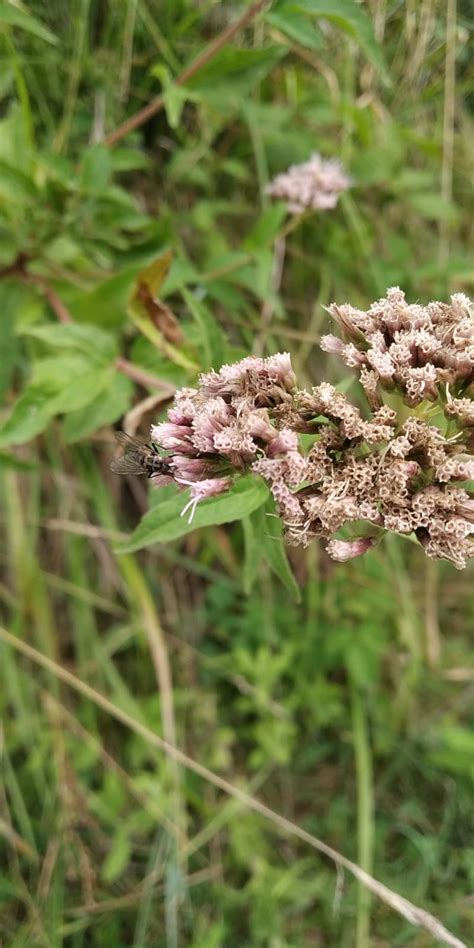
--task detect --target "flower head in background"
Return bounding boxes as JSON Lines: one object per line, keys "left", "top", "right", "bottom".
{"left": 266, "top": 153, "right": 351, "bottom": 214}
{"left": 322, "top": 287, "right": 474, "bottom": 410}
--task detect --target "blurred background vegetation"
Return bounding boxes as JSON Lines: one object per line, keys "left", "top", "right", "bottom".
{"left": 0, "top": 1, "right": 473, "bottom": 945}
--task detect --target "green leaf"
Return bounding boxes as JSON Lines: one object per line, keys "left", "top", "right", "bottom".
{"left": 254, "top": 501, "right": 301, "bottom": 602}
{"left": 21, "top": 323, "right": 118, "bottom": 365}
{"left": 79, "top": 144, "right": 113, "bottom": 194}
{"left": 187, "top": 46, "right": 286, "bottom": 94}
{"left": 266, "top": 6, "right": 323, "bottom": 51}
{"left": 181, "top": 289, "right": 226, "bottom": 370}
{"left": 30, "top": 354, "right": 115, "bottom": 412}
{"left": 0, "top": 4, "right": 58, "bottom": 44}
{"left": 0, "top": 281, "right": 23, "bottom": 401}
{"left": 286, "top": 0, "right": 389, "bottom": 82}
{"left": 150, "top": 64, "right": 195, "bottom": 129}
{"left": 101, "top": 831, "right": 131, "bottom": 883}
{"left": 0, "top": 451, "right": 36, "bottom": 472}
{"left": 407, "top": 192, "right": 460, "bottom": 223}
{"left": 109, "top": 148, "right": 152, "bottom": 172}
{"left": 242, "top": 513, "right": 261, "bottom": 595}
{"left": 31, "top": 354, "right": 94, "bottom": 387}
{"left": 66, "top": 265, "right": 143, "bottom": 328}
{"left": 63, "top": 374, "right": 134, "bottom": 443}
{"left": 244, "top": 204, "right": 288, "bottom": 250}
{"left": 0, "top": 105, "right": 33, "bottom": 173}
{"left": 0, "top": 158, "right": 36, "bottom": 205}
{"left": 116, "top": 476, "right": 270, "bottom": 553}
{"left": 161, "top": 258, "right": 199, "bottom": 297}
{"left": 0, "top": 382, "right": 58, "bottom": 447}
{"left": 47, "top": 367, "right": 115, "bottom": 415}
{"left": 163, "top": 82, "right": 188, "bottom": 129}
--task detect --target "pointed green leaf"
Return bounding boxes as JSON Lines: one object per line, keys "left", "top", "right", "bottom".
{"left": 0, "top": 383, "right": 58, "bottom": 447}
{"left": 116, "top": 476, "right": 269, "bottom": 553}
{"left": 0, "top": 5, "right": 58, "bottom": 44}
{"left": 254, "top": 500, "right": 301, "bottom": 601}
{"left": 21, "top": 323, "right": 118, "bottom": 364}
{"left": 181, "top": 289, "right": 226, "bottom": 370}
{"left": 286, "top": 0, "right": 389, "bottom": 82}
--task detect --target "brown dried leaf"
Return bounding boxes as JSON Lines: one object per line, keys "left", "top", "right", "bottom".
{"left": 131, "top": 250, "right": 184, "bottom": 344}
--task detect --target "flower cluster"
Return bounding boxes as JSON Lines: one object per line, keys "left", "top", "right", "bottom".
{"left": 322, "top": 287, "right": 474, "bottom": 410}
{"left": 266, "top": 153, "right": 351, "bottom": 214}
{"left": 146, "top": 291, "right": 473, "bottom": 568}
{"left": 277, "top": 391, "right": 474, "bottom": 570}
{"left": 150, "top": 354, "right": 301, "bottom": 523}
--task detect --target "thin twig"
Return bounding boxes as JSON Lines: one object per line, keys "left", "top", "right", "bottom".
{"left": 115, "top": 357, "right": 175, "bottom": 395}
{"left": 124, "top": 391, "right": 172, "bottom": 436}
{"left": 104, "top": 0, "right": 269, "bottom": 146}
{"left": 32, "top": 276, "right": 73, "bottom": 325}
{"left": 0, "top": 626, "right": 466, "bottom": 948}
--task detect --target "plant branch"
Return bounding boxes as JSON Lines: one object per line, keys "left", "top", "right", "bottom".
{"left": 104, "top": 0, "right": 269, "bottom": 147}
{"left": 115, "top": 357, "right": 175, "bottom": 395}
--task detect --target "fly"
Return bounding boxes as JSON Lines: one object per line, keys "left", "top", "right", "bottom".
{"left": 110, "top": 431, "right": 173, "bottom": 479}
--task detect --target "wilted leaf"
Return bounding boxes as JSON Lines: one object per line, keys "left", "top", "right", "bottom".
{"left": 132, "top": 250, "right": 173, "bottom": 302}
{"left": 128, "top": 252, "right": 197, "bottom": 371}
{"left": 130, "top": 251, "right": 184, "bottom": 343}
{"left": 138, "top": 294, "right": 183, "bottom": 345}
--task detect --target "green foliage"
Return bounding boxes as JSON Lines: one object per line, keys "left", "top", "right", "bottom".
{"left": 118, "top": 477, "right": 269, "bottom": 553}
{"left": 0, "top": 2, "right": 472, "bottom": 946}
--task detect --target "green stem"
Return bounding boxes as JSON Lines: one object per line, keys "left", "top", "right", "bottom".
{"left": 351, "top": 686, "right": 374, "bottom": 948}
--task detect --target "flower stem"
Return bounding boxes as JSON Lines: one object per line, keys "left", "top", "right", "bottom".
{"left": 351, "top": 686, "right": 374, "bottom": 948}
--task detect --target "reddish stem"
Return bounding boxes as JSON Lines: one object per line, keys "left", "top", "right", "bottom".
{"left": 104, "top": 0, "right": 268, "bottom": 147}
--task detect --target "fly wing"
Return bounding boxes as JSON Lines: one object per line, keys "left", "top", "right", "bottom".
{"left": 114, "top": 430, "right": 146, "bottom": 451}
{"left": 110, "top": 455, "right": 146, "bottom": 475}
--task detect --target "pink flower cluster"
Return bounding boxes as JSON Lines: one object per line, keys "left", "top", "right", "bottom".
{"left": 322, "top": 287, "right": 474, "bottom": 411}
{"left": 266, "top": 153, "right": 351, "bottom": 214}
{"left": 149, "top": 292, "right": 473, "bottom": 568}
{"left": 150, "top": 354, "right": 299, "bottom": 523}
